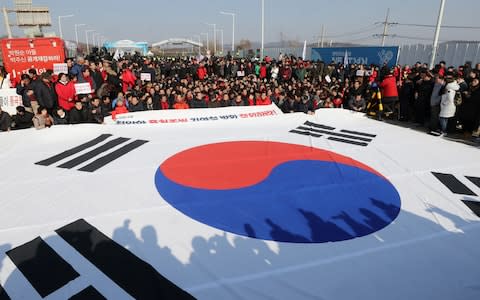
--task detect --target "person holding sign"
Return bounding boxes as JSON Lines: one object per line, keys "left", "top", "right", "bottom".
{"left": 55, "top": 73, "right": 76, "bottom": 111}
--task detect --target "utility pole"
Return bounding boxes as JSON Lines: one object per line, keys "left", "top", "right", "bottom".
{"left": 381, "top": 8, "right": 390, "bottom": 46}
{"left": 2, "top": 7, "right": 12, "bottom": 38}
{"left": 430, "top": 0, "right": 446, "bottom": 69}
{"left": 261, "top": 0, "right": 265, "bottom": 59}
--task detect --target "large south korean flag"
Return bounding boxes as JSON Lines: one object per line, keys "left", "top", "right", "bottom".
{"left": 0, "top": 105, "right": 479, "bottom": 300}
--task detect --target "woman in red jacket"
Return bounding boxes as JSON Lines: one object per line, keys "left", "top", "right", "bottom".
{"left": 55, "top": 73, "right": 76, "bottom": 111}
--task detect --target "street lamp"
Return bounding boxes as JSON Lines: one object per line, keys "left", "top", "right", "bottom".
{"left": 193, "top": 34, "right": 201, "bottom": 54}
{"left": 206, "top": 23, "right": 217, "bottom": 54}
{"left": 430, "top": 0, "right": 446, "bottom": 69}
{"left": 201, "top": 32, "right": 209, "bottom": 52}
{"left": 85, "top": 29, "right": 95, "bottom": 54}
{"left": 58, "top": 14, "right": 74, "bottom": 39}
{"left": 216, "top": 29, "right": 224, "bottom": 55}
{"left": 74, "top": 24, "right": 85, "bottom": 45}
{"left": 220, "top": 11, "right": 236, "bottom": 52}
{"left": 92, "top": 33, "right": 100, "bottom": 48}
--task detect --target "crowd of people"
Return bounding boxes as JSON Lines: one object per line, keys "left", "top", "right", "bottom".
{"left": 0, "top": 48, "right": 479, "bottom": 143}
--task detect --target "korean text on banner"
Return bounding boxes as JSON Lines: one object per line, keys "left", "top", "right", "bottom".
{"left": 74, "top": 83, "right": 92, "bottom": 95}
{"left": 140, "top": 73, "right": 151, "bottom": 81}
{"left": 53, "top": 63, "right": 68, "bottom": 75}
{"left": 0, "top": 88, "right": 23, "bottom": 115}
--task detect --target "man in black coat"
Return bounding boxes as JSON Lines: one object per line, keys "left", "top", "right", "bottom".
{"left": 35, "top": 73, "right": 57, "bottom": 113}
{"left": 190, "top": 92, "right": 207, "bottom": 108}
{"left": 11, "top": 106, "right": 33, "bottom": 130}
{"left": 69, "top": 101, "right": 89, "bottom": 124}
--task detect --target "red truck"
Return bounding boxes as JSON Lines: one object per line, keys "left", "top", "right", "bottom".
{"left": 0, "top": 37, "right": 66, "bottom": 85}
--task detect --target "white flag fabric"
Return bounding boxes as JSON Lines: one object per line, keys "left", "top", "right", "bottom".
{"left": 302, "top": 40, "right": 307, "bottom": 60}
{"left": 344, "top": 49, "right": 349, "bottom": 67}
{"left": 0, "top": 106, "right": 479, "bottom": 299}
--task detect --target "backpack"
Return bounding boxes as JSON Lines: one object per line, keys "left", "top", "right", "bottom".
{"left": 454, "top": 90, "right": 463, "bottom": 106}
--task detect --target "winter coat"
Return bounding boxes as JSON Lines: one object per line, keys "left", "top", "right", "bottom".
{"left": 380, "top": 75, "right": 398, "bottom": 98}
{"left": 32, "top": 114, "right": 53, "bottom": 129}
{"left": 439, "top": 81, "right": 460, "bottom": 118}
{"left": 12, "top": 111, "right": 34, "bottom": 129}
{"left": 111, "top": 104, "right": 129, "bottom": 120}
{"left": 55, "top": 81, "right": 76, "bottom": 111}
{"left": 35, "top": 81, "right": 57, "bottom": 109}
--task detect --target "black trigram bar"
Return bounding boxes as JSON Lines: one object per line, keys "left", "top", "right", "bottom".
{"left": 297, "top": 126, "right": 373, "bottom": 142}
{"left": 462, "top": 200, "right": 480, "bottom": 218}
{"left": 6, "top": 237, "right": 80, "bottom": 298}
{"left": 35, "top": 134, "right": 112, "bottom": 166}
{"left": 78, "top": 140, "right": 149, "bottom": 172}
{"left": 327, "top": 137, "right": 369, "bottom": 147}
{"left": 0, "top": 284, "right": 10, "bottom": 300}
{"left": 57, "top": 137, "right": 130, "bottom": 169}
{"left": 69, "top": 286, "right": 106, "bottom": 300}
{"left": 56, "top": 219, "right": 195, "bottom": 300}
{"left": 303, "top": 121, "right": 335, "bottom": 131}
{"left": 466, "top": 176, "right": 480, "bottom": 189}
{"left": 289, "top": 129, "right": 322, "bottom": 138}
{"left": 432, "top": 172, "right": 477, "bottom": 196}
{"left": 340, "top": 129, "right": 377, "bottom": 138}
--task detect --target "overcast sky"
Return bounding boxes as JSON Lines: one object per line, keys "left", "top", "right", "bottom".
{"left": 2, "top": 0, "right": 480, "bottom": 46}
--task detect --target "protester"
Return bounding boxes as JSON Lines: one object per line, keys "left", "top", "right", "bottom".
{"left": 0, "top": 105, "right": 11, "bottom": 131}
{"left": 53, "top": 107, "right": 69, "bottom": 125}
{"left": 55, "top": 73, "right": 76, "bottom": 111}
{"left": 349, "top": 95, "right": 367, "bottom": 112}
{"left": 11, "top": 106, "right": 33, "bottom": 130}
{"left": 32, "top": 106, "right": 54, "bottom": 129}
{"left": 69, "top": 101, "right": 89, "bottom": 124}
{"left": 1, "top": 48, "right": 479, "bottom": 144}
{"left": 439, "top": 74, "right": 460, "bottom": 136}
{"left": 111, "top": 98, "right": 129, "bottom": 120}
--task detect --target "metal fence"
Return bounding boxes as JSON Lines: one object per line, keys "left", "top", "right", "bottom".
{"left": 251, "top": 43, "right": 480, "bottom": 67}
{"left": 397, "top": 42, "right": 480, "bottom": 67}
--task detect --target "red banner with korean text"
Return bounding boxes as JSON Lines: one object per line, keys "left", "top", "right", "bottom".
{"left": 1, "top": 37, "right": 66, "bottom": 84}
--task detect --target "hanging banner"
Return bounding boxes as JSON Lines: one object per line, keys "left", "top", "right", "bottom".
{"left": 311, "top": 47, "right": 399, "bottom": 67}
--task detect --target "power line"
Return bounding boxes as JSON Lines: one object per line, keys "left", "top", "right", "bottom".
{"left": 394, "top": 23, "right": 480, "bottom": 29}
{"left": 322, "top": 24, "right": 382, "bottom": 38}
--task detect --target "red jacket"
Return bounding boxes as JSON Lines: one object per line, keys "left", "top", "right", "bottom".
{"left": 111, "top": 103, "right": 129, "bottom": 120}
{"left": 380, "top": 75, "right": 398, "bottom": 98}
{"left": 259, "top": 66, "right": 267, "bottom": 79}
{"left": 197, "top": 66, "right": 207, "bottom": 80}
{"left": 122, "top": 69, "right": 136, "bottom": 93}
{"left": 55, "top": 81, "right": 76, "bottom": 111}
{"left": 160, "top": 101, "right": 169, "bottom": 110}
{"left": 256, "top": 97, "right": 271, "bottom": 106}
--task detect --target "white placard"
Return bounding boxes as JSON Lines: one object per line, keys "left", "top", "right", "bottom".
{"left": 141, "top": 73, "right": 152, "bottom": 81}
{"left": 0, "top": 88, "right": 23, "bottom": 115}
{"left": 74, "top": 83, "right": 92, "bottom": 95}
{"left": 356, "top": 70, "right": 365, "bottom": 77}
{"left": 237, "top": 71, "right": 245, "bottom": 77}
{"left": 53, "top": 63, "right": 68, "bottom": 75}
